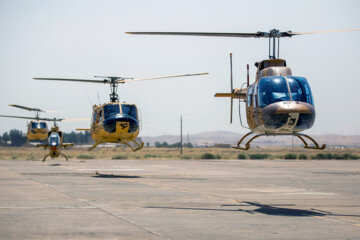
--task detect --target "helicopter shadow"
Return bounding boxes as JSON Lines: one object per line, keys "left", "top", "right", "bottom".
{"left": 92, "top": 172, "right": 141, "bottom": 179}
{"left": 147, "top": 201, "right": 360, "bottom": 218}
{"left": 230, "top": 201, "right": 325, "bottom": 216}
{"left": 48, "top": 163, "right": 61, "bottom": 166}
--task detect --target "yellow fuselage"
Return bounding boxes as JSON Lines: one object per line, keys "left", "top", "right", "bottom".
{"left": 27, "top": 122, "right": 48, "bottom": 141}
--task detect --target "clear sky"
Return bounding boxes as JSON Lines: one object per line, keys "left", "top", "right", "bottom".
{"left": 0, "top": 0, "right": 359, "bottom": 136}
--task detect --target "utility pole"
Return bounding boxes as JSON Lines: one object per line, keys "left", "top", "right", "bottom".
{"left": 180, "top": 116, "right": 183, "bottom": 155}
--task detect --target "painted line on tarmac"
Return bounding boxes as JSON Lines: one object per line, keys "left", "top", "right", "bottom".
{"left": 0, "top": 206, "right": 96, "bottom": 209}
{"left": 202, "top": 194, "right": 218, "bottom": 199}
{"left": 284, "top": 192, "right": 335, "bottom": 195}
{"left": 128, "top": 178, "right": 237, "bottom": 203}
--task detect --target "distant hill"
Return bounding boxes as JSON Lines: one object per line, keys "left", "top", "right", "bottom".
{"left": 141, "top": 131, "right": 360, "bottom": 148}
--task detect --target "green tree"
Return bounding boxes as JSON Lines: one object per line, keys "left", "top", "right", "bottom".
{"left": 9, "top": 129, "right": 26, "bottom": 146}
{"left": 2, "top": 132, "right": 10, "bottom": 143}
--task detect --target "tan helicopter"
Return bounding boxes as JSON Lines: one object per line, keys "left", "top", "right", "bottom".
{"left": 126, "top": 28, "right": 360, "bottom": 150}
{"left": 36, "top": 118, "right": 74, "bottom": 161}
{"left": 0, "top": 104, "right": 52, "bottom": 141}
{"left": 34, "top": 73, "right": 208, "bottom": 151}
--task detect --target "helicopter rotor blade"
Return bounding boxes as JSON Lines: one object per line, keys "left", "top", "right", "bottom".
{"left": 290, "top": 28, "right": 360, "bottom": 35}
{"left": 94, "top": 76, "right": 133, "bottom": 80}
{"left": 0, "top": 115, "right": 85, "bottom": 123}
{"left": 118, "top": 73, "right": 208, "bottom": 83}
{"left": 62, "top": 118, "right": 90, "bottom": 122}
{"left": 33, "top": 78, "right": 108, "bottom": 84}
{"left": 9, "top": 104, "right": 44, "bottom": 112}
{"left": 44, "top": 110, "right": 62, "bottom": 113}
{"left": 0, "top": 115, "right": 39, "bottom": 120}
{"left": 126, "top": 31, "right": 262, "bottom": 38}
{"left": 37, "top": 117, "right": 65, "bottom": 122}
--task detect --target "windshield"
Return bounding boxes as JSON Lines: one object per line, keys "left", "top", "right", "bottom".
{"left": 103, "top": 104, "right": 120, "bottom": 119}
{"left": 258, "top": 77, "right": 290, "bottom": 107}
{"left": 49, "top": 133, "right": 60, "bottom": 146}
{"left": 122, "top": 104, "right": 138, "bottom": 119}
{"left": 40, "top": 122, "right": 47, "bottom": 129}
{"left": 288, "top": 77, "right": 314, "bottom": 105}
{"left": 31, "top": 122, "right": 40, "bottom": 129}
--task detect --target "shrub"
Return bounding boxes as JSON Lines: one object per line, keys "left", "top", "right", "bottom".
{"left": 298, "top": 154, "right": 308, "bottom": 159}
{"left": 237, "top": 153, "right": 247, "bottom": 159}
{"left": 112, "top": 155, "right": 128, "bottom": 160}
{"left": 333, "top": 153, "right": 359, "bottom": 160}
{"left": 347, "top": 154, "right": 359, "bottom": 160}
{"left": 77, "top": 154, "right": 95, "bottom": 159}
{"left": 201, "top": 153, "right": 221, "bottom": 159}
{"left": 248, "top": 153, "right": 271, "bottom": 159}
{"left": 27, "top": 154, "right": 36, "bottom": 160}
{"left": 144, "top": 154, "right": 156, "bottom": 158}
{"left": 180, "top": 155, "right": 191, "bottom": 159}
{"left": 311, "top": 153, "right": 331, "bottom": 160}
{"left": 311, "top": 153, "right": 359, "bottom": 160}
{"left": 284, "top": 153, "right": 297, "bottom": 159}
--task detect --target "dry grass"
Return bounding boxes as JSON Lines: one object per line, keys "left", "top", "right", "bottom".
{"left": 0, "top": 146, "right": 359, "bottom": 161}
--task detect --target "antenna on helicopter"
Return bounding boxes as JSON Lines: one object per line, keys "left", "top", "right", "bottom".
{"left": 230, "top": 53, "right": 233, "bottom": 124}
{"left": 97, "top": 93, "right": 101, "bottom": 105}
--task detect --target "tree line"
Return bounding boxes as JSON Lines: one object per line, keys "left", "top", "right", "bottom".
{"left": 154, "top": 141, "right": 193, "bottom": 148}
{"left": 0, "top": 129, "right": 194, "bottom": 148}
{"left": 0, "top": 129, "right": 93, "bottom": 147}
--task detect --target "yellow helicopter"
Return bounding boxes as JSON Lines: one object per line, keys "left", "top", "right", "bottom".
{"left": 0, "top": 104, "right": 52, "bottom": 141}
{"left": 126, "top": 28, "right": 360, "bottom": 150}
{"left": 33, "top": 73, "right": 208, "bottom": 151}
{"left": 36, "top": 118, "right": 74, "bottom": 161}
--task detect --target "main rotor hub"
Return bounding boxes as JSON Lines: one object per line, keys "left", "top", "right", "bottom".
{"left": 94, "top": 76, "right": 131, "bottom": 102}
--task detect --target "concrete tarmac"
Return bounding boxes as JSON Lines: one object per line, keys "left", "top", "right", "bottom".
{"left": 0, "top": 158, "right": 360, "bottom": 240}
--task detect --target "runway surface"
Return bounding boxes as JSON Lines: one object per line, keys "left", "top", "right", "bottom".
{"left": 0, "top": 158, "right": 360, "bottom": 239}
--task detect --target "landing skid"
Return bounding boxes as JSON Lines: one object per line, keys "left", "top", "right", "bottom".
{"left": 88, "top": 140, "right": 144, "bottom": 152}
{"left": 42, "top": 154, "right": 50, "bottom": 162}
{"left": 42, "top": 153, "right": 69, "bottom": 162}
{"left": 88, "top": 142, "right": 98, "bottom": 151}
{"left": 232, "top": 132, "right": 326, "bottom": 150}
{"left": 122, "top": 140, "right": 144, "bottom": 152}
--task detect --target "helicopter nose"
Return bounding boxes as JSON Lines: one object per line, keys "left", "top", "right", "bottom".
{"left": 103, "top": 114, "right": 139, "bottom": 133}
{"left": 262, "top": 101, "right": 315, "bottom": 131}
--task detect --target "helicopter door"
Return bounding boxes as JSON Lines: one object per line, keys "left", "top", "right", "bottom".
{"left": 92, "top": 109, "right": 98, "bottom": 129}
{"left": 253, "top": 84, "right": 261, "bottom": 127}
{"left": 246, "top": 85, "right": 256, "bottom": 129}
{"left": 99, "top": 108, "right": 103, "bottom": 123}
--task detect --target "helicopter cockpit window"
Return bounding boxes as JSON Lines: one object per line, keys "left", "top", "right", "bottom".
{"left": 49, "top": 133, "right": 60, "bottom": 146}
{"left": 287, "top": 77, "right": 314, "bottom": 105}
{"left": 122, "top": 105, "right": 138, "bottom": 119}
{"left": 258, "top": 77, "right": 290, "bottom": 107}
{"left": 247, "top": 86, "right": 254, "bottom": 107}
{"left": 40, "top": 122, "right": 47, "bottom": 129}
{"left": 92, "top": 110, "right": 96, "bottom": 123}
{"left": 31, "top": 122, "right": 40, "bottom": 129}
{"left": 104, "top": 105, "right": 120, "bottom": 119}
